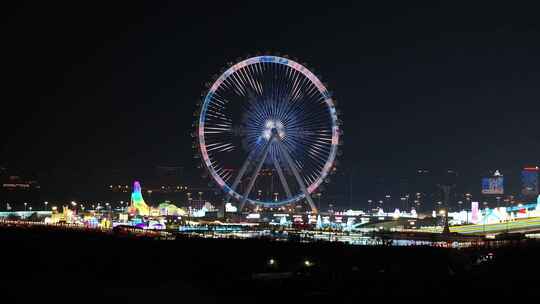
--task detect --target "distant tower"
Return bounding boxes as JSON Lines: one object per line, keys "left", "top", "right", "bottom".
{"left": 129, "top": 181, "right": 150, "bottom": 216}
{"left": 437, "top": 184, "right": 454, "bottom": 234}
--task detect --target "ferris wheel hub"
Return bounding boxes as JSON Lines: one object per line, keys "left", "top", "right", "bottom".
{"left": 262, "top": 119, "right": 285, "bottom": 140}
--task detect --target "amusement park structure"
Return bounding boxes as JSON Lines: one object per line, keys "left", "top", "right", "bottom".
{"left": 194, "top": 55, "right": 342, "bottom": 213}
{"left": 128, "top": 181, "right": 150, "bottom": 216}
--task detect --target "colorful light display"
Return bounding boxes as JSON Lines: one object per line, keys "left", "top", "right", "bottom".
{"left": 129, "top": 181, "right": 150, "bottom": 216}
{"left": 471, "top": 202, "right": 479, "bottom": 223}
{"left": 158, "top": 202, "right": 186, "bottom": 216}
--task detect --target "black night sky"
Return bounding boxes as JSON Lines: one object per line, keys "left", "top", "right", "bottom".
{"left": 2, "top": 1, "right": 540, "bottom": 206}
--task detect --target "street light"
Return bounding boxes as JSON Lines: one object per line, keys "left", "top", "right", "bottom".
{"left": 465, "top": 193, "right": 472, "bottom": 206}
{"left": 44, "top": 201, "right": 49, "bottom": 210}
{"left": 24, "top": 202, "right": 27, "bottom": 211}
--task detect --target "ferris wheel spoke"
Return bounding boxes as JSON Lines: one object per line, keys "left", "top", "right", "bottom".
{"left": 277, "top": 140, "right": 318, "bottom": 213}
{"left": 272, "top": 152, "right": 292, "bottom": 199}
{"left": 238, "top": 132, "right": 276, "bottom": 212}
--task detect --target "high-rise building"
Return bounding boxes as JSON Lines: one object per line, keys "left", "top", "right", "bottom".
{"left": 521, "top": 167, "right": 539, "bottom": 199}
{"left": 481, "top": 170, "right": 504, "bottom": 195}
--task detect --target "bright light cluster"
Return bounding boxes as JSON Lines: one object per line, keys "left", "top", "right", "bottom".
{"left": 262, "top": 119, "right": 285, "bottom": 140}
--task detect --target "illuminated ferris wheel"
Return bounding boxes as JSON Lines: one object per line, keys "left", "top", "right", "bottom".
{"left": 195, "top": 55, "right": 341, "bottom": 213}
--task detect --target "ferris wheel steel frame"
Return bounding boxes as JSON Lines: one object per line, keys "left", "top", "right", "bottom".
{"left": 197, "top": 55, "right": 341, "bottom": 213}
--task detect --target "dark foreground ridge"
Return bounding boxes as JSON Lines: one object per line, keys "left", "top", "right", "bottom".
{"left": 1, "top": 225, "right": 539, "bottom": 301}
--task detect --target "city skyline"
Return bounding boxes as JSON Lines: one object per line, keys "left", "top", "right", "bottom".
{"left": 1, "top": 163, "right": 537, "bottom": 212}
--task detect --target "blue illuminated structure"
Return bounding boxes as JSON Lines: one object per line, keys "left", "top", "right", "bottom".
{"left": 197, "top": 56, "right": 341, "bottom": 213}
{"left": 506, "top": 203, "right": 538, "bottom": 212}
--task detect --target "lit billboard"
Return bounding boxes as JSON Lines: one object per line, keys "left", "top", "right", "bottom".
{"left": 481, "top": 177, "right": 504, "bottom": 195}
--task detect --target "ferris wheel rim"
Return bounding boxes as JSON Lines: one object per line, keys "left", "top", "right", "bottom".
{"left": 198, "top": 55, "right": 340, "bottom": 207}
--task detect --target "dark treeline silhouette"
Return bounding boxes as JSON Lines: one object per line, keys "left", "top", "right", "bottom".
{"left": 0, "top": 225, "right": 539, "bottom": 301}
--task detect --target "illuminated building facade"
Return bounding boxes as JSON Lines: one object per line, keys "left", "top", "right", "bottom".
{"left": 481, "top": 170, "right": 504, "bottom": 195}
{"left": 522, "top": 167, "right": 539, "bottom": 198}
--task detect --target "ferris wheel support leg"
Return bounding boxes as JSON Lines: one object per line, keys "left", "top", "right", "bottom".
{"left": 238, "top": 133, "right": 276, "bottom": 212}
{"left": 225, "top": 148, "right": 258, "bottom": 204}
{"left": 273, "top": 153, "right": 292, "bottom": 199}
{"left": 277, "top": 142, "right": 318, "bottom": 214}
